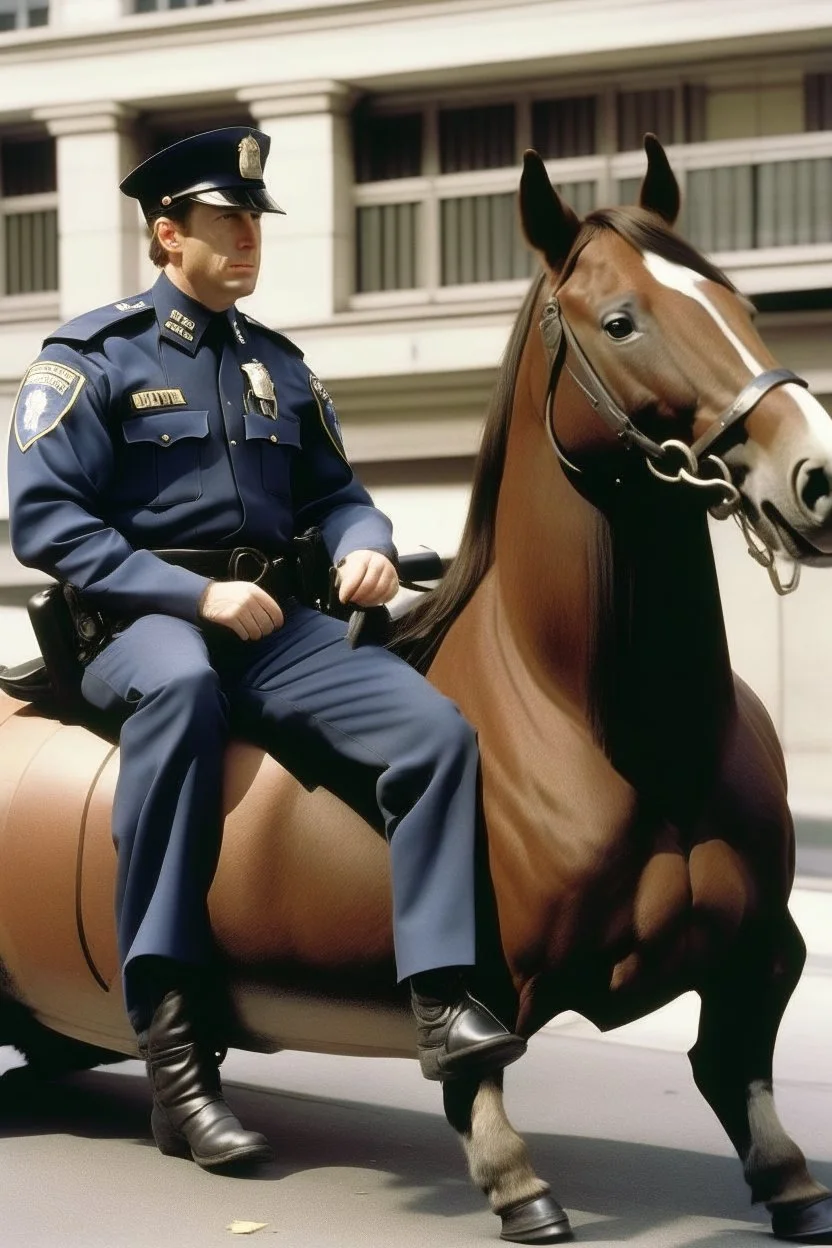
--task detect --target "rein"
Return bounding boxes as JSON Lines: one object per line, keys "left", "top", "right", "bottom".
{"left": 540, "top": 295, "right": 808, "bottom": 596}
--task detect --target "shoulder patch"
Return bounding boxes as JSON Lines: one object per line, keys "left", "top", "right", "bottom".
{"left": 13, "top": 360, "right": 86, "bottom": 452}
{"left": 45, "top": 291, "right": 154, "bottom": 347}
{"left": 309, "top": 373, "right": 348, "bottom": 461}
{"left": 240, "top": 314, "right": 304, "bottom": 359}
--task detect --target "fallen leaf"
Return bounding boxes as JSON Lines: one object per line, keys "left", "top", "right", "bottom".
{"left": 227, "top": 1221, "right": 269, "bottom": 1235}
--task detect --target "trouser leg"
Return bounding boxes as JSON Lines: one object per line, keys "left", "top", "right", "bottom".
{"left": 82, "top": 615, "right": 271, "bottom": 1167}
{"left": 221, "top": 606, "right": 526, "bottom": 1081}
{"left": 224, "top": 604, "right": 479, "bottom": 979}
{"left": 81, "top": 615, "right": 229, "bottom": 1031}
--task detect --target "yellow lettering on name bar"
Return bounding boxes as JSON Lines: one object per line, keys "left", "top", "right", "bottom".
{"left": 130, "top": 388, "right": 187, "bottom": 410}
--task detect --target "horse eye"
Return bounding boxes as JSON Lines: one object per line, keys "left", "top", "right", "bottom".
{"left": 603, "top": 314, "right": 635, "bottom": 340}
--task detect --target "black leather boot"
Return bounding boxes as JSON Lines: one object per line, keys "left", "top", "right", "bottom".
{"left": 411, "top": 972, "right": 527, "bottom": 1081}
{"left": 142, "top": 988, "right": 273, "bottom": 1170}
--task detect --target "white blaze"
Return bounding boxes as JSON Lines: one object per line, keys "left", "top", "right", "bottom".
{"left": 643, "top": 251, "right": 832, "bottom": 451}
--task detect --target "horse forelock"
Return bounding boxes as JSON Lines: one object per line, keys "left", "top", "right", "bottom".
{"left": 578, "top": 206, "right": 737, "bottom": 293}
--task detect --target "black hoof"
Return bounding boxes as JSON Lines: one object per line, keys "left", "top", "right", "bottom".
{"left": 500, "top": 1195, "right": 573, "bottom": 1243}
{"left": 771, "top": 1194, "right": 832, "bottom": 1243}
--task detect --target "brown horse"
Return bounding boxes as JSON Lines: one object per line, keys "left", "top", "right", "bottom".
{"left": 1, "top": 135, "right": 832, "bottom": 1243}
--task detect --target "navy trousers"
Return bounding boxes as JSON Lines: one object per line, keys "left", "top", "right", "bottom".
{"left": 81, "top": 602, "right": 479, "bottom": 1031}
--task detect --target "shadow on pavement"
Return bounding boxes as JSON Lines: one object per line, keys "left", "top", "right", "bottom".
{"left": 1, "top": 1062, "right": 830, "bottom": 1246}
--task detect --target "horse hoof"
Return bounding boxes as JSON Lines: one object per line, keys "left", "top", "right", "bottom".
{"left": 500, "top": 1195, "right": 573, "bottom": 1243}
{"left": 771, "top": 1195, "right": 832, "bottom": 1243}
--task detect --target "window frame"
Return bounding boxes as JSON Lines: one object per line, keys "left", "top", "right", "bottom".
{"left": 0, "top": 134, "right": 59, "bottom": 302}
{"left": 129, "top": 0, "right": 239, "bottom": 12}
{"left": 350, "top": 75, "right": 832, "bottom": 310}
{"left": 0, "top": 0, "right": 48, "bottom": 30}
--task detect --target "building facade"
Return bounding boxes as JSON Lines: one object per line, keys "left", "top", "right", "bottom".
{"left": 0, "top": 0, "right": 831, "bottom": 820}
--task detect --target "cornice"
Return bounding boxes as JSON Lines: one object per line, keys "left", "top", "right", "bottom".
{"left": 0, "top": 0, "right": 829, "bottom": 82}
{"left": 33, "top": 101, "right": 137, "bottom": 135}
{"left": 239, "top": 81, "right": 357, "bottom": 119}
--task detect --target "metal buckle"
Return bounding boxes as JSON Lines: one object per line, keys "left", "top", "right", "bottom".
{"left": 229, "top": 546, "right": 271, "bottom": 584}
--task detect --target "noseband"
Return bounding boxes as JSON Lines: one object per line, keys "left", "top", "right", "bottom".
{"left": 540, "top": 296, "right": 809, "bottom": 595}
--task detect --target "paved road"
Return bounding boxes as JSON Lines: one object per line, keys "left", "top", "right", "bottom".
{"left": 1, "top": 884, "right": 830, "bottom": 1248}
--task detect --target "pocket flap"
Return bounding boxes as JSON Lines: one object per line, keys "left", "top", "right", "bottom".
{"left": 123, "top": 409, "right": 210, "bottom": 446}
{"left": 244, "top": 412, "right": 301, "bottom": 449}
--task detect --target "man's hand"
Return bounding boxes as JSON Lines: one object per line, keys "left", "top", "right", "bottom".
{"left": 336, "top": 550, "right": 399, "bottom": 607}
{"left": 198, "top": 580, "right": 284, "bottom": 640}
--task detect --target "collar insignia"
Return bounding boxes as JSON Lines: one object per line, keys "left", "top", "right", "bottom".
{"left": 164, "top": 308, "right": 196, "bottom": 342}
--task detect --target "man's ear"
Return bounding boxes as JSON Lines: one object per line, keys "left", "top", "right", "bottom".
{"left": 154, "top": 216, "right": 182, "bottom": 259}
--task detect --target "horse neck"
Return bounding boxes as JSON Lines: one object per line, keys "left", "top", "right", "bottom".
{"left": 492, "top": 331, "right": 606, "bottom": 713}
{"left": 493, "top": 328, "right": 736, "bottom": 809}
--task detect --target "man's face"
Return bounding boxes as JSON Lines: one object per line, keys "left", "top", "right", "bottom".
{"left": 168, "top": 203, "right": 262, "bottom": 310}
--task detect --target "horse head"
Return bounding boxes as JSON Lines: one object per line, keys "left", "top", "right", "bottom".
{"left": 520, "top": 135, "right": 832, "bottom": 586}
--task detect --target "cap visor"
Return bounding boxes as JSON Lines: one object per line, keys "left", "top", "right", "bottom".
{"left": 189, "top": 187, "right": 285, "bottom": 214}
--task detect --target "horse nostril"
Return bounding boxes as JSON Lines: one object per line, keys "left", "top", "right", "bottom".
{"left": 798, "top": 463, "right": 832, "bottom": 519}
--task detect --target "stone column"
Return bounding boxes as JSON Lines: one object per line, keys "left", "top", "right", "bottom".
{"left": 237, "top": 81, "right": 355, "bottom": 327}
{"left": 34, "top": 103, "right": 141, "bottom": 321}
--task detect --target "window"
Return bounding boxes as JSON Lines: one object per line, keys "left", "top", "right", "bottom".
{"left": 439, "top": 105, "right": 515, "bottom": 172}
{"left": 352, "top": 74, "right": 832, "bottom": 301}
{"left": 353, "top": 101, "right": 538, "bottom": 295}
{"left": 616, "top": 88, "right": 676, "bottom": 151}
{"left": 806, "top": 73, "right": 832, "bottom": 131}
{"left": 353, "top": 112, "right": 422, "bottom": 183}
{"left": 0, "top": 0, "right": 48, "bottom": 30}
{"left": 132, "top": 0, "right": 241, "bottom": 11}
{"left": 532, "top": 96, "right": 597, "bottom": 159}
{"left": 0, "top": 136, "right": 57, "bottom": 296}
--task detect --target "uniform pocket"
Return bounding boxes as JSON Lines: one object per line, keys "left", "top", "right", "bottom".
{"left": 244, "top": 412, "right": 302, "bottom": 497}
{"left": 121, "top": 409, "right": 209, "bottom": 507}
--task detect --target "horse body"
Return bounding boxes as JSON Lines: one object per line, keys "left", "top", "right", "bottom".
{"left": 0, "top": 697, "right": 408, "bottom": 1058}
{"left": 429, "top": 306, "right": 791, "bottom": 1041}
{"left": 2, "top": 135, "right": 832, "bottom": 1242}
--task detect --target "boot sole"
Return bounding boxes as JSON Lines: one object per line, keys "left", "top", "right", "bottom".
{"left": 192, "top": 1142, "right": 274, "bottom": 1172}
{"left": 422, "top": 1035, "right": 527, "bottom": 1082}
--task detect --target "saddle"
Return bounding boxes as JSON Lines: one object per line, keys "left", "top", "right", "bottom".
{"left": 0, "top": 537, "right": 445, "bottom": 716}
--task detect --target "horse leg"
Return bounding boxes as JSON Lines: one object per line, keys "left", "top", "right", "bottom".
{"left": 689, "top": 911, "right": 832, "bottom": 1242}
{"left": 443, "top": 1072, "right": 573, "bottom": 1243}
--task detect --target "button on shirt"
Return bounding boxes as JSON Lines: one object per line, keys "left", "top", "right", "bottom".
{"left": 8, "top": 272, "right": 394, "bottom": 621}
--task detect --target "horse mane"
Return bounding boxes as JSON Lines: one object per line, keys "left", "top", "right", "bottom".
{"left": 390, "top": 271, "right": 548, "bottom": 672}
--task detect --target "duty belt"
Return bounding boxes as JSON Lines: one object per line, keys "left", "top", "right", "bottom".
{"left": 152, "top": 547, "right": 302, "bottom": 602}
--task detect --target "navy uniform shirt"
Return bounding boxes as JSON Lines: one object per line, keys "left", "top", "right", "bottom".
{"left": 8, "top": 271, "right": 394, "bottom": 621}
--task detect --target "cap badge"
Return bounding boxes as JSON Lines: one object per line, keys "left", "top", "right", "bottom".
{"left": 238, "top": 135, "right": 262, "bottom": 181}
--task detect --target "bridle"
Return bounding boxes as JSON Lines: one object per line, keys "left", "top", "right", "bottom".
{"left": 540, "top": 295, "right": 809, "bottom": 595}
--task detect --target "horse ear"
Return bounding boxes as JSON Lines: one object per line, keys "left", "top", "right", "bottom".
{"left": 638, "top": 133, "right": 681, "bottom": 225}
{"left": 520, "top": 149, "right": 581, "bottom": 271}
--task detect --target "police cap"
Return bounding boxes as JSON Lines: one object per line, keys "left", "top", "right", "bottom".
{"left": 120, "top": 126, "right": 285, "bottom": 219}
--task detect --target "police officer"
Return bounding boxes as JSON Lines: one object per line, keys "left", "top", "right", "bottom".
{"left": 7, "top": 127, "right": 525, "bottom": 1170}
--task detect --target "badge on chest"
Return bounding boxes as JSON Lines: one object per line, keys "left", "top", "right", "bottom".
{"left": 241, "top": 360, "right": 278, "bottom": 421}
